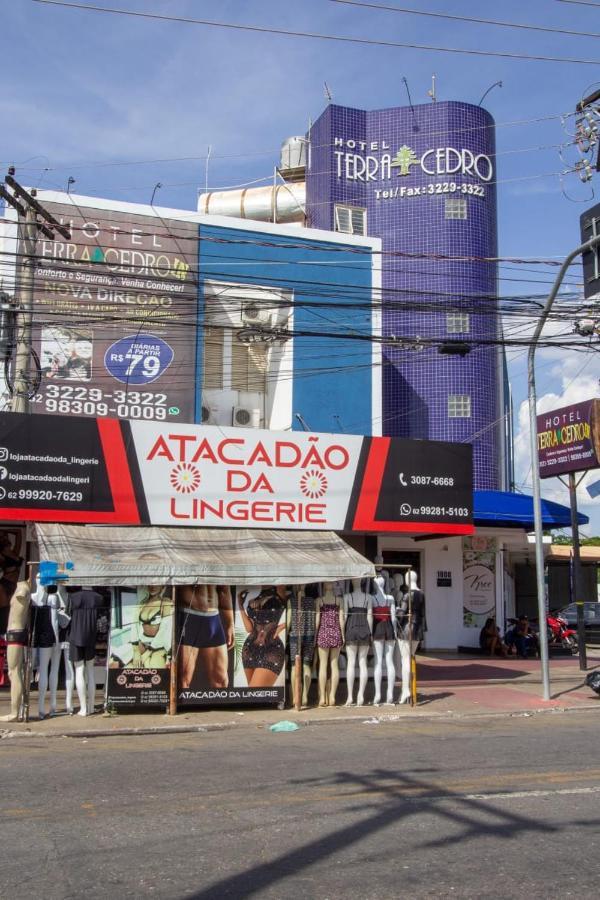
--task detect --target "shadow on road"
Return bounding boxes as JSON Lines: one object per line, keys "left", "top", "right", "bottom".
{"left": 188, "top": 765, "right": 561, "bottom": 898}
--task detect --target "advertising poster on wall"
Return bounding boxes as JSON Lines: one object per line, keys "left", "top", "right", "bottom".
{"left": 463, "top": 536, "right": 496, "bottom": 628}
{"left": 30, "top": 201, "right": 198, "bottom": 423}
{"left": 107, "top": 586, "right": 174, "bottom": 709}
{"left": 177, "top": 585, "right": 287, "bottom": 707}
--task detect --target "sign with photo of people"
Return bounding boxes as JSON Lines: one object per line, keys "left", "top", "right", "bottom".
{"left": 107, "top": 586, "right": 174, "bottom": 708}
{"left": 177, "top": 585, "right": 288, "bottom": 707}
{"left": 31, "top": 201, "right": 198, "bottom": 423}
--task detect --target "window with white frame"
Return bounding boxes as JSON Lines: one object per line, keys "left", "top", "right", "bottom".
{"left": 445, "top": 198, "right": 467, "bottom": 220}
{"left": 201, "top": 280, "right": 292, "bottom": 394}
{"left": 446, "top": 312, "right": 470, "bottom": 334}
{"left": 448, "top": 394, "right": 471, "bottom": 418}
{"left": 334, "top": 204, "right": 367, "bottom": 235}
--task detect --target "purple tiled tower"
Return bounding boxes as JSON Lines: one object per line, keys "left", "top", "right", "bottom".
{"left": 306, "top": 101, "right": 501, "bottom": 490}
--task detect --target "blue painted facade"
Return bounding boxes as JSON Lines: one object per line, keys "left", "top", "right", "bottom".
{"left": 306, "top": 101, "right": 501, "bottom": 489}
{"left": 196, "top": 224, "right": 376, "bottom": 434}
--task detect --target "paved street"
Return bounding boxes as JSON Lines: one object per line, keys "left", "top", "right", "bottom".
{"left": 2, "top": 711, "right": 600, "bottom": 899}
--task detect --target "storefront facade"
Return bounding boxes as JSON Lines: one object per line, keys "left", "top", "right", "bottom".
{"left": 0, "top": 410, "right": 475, "bottom": 713}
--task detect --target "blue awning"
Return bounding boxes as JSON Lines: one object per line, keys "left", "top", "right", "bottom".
{"left": 474, "top": 490, "right": 588, "bottom": 530}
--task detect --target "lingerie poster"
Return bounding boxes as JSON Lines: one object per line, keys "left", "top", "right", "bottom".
{"left": 177, "top": 585, "right": 287, "bottom": 707}
{"left": 107, "top": 586, "right": 174, "bottom": 709}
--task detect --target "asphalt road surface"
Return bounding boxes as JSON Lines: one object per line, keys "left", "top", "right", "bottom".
{"left": 2, "top": 711, "right": 600, "bottom": 899}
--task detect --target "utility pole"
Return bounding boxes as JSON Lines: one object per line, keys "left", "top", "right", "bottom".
{"left": 0, "top": 171, "right": 71, "bottom": 414}
{"left": 528, "top": 233, "right": 600, "bottom": 702}
{"left": 568, "top": 471, "right": 587, "bottom": 670}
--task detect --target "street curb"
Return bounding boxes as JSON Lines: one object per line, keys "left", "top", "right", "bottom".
{"left": 1, "top": 700, "right": 598, "bottom": 740}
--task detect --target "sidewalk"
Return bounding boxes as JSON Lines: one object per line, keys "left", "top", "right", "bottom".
{"left": 1, "top": 652, "right": 599, "bottom": 739}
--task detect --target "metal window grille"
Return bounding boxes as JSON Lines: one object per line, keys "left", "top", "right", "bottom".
{"left": 202, "top": 326, "right": 224, "bottom": 389}
{"left": 231, "top": 339, "right": 268, "bottom": 392}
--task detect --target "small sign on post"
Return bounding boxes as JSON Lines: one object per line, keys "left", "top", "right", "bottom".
{"left": 537, "top": 399, "right": 600, "bottom": 479}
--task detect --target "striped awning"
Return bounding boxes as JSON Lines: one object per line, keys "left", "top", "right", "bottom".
{"left": 35, "top": 524, "right": 374, "bottom": 586}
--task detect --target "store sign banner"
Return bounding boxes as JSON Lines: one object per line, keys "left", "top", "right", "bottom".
{"left": 0, "top": 413, "right": 474, "bottom": 534}
{"left": 537, "top": 399, "right": 600, "bottom": 479}
{"left": 31, "top": 201, "right": 198, "bottom": 423}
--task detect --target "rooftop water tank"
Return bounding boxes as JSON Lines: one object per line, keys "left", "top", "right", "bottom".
{"left": 279, "top": 136, "right": 307, "bottom": 182}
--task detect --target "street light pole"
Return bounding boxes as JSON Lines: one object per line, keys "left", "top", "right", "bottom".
{"left": 527, "top": 234, "right": 600, "bottom": 701}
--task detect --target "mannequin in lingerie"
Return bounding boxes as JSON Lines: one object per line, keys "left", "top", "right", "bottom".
{"left": 315, "top": 582, "right": 344, "bottom": 707}
{"left": 0, "top": 580, "right": 30, "bottom": 722}
{"left": 344, "top": 578, "right": 373, "bottom": 707}
{"left": 395, "top": 570, "right": 426, "bottom": 704}
{"left": 287, "top": 584, "right": 317, "bottom": 708}
{"left": 69, "top": 587, "right": 103, "bottom": 716}
{"left": 372, "top": 574, "right": 396, "bottom": 706}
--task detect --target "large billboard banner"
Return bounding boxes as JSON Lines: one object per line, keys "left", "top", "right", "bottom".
{"left": 0, "top": 413, "right": 474, "bottom": 533}
{"left": 31, "top": 202, "right": 198, "bottom": 423}
{"left": 537, "top": 399, "right": 600, "bottom": 479}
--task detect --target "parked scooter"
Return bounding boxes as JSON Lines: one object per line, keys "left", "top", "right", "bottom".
{"left": 546, "top": 612, "right": 578, "bottom": 653}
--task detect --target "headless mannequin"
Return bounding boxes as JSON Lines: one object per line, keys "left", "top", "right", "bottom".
{"left": 344, "top": 577, "right": 373, "bottom": 707}
{"left": 32, "top": 577, "right": 56, "bottom": 720}
{"left": 1, "top": 580, "right": 31, "bottom": 722}
{"left": 372, "top": 574, "right": 396, "bottom": 706}
{"left": 395, "top": 571, "right": 426, "bottom": 704}
{"left": 315, "top": 582, "right": 344, "bottom": 707}
{"left": 69, "top": 588, "right": 102, "bottom": 717}
{"left": 287, "top": 586, "right": 317, "bottom": 709}
{"left": 36, "top": 585, "right": 74, "bottom": 718}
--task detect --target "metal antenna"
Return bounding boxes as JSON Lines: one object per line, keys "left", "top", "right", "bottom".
{"left": 324, "top": 82, "right": 333, "bottom": 103}
{"left": 427, "top": 73, "right": 437, "bottom": 102}
{"left": 402, "top": 77, "right": 419, "bottom": 132}
{"left": 205, "top": 145, "right": 212, "bottom": 194}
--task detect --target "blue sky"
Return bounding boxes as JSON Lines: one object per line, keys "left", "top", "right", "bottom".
{"left": 2, "top": 0, "right": 600, "bottom": 532}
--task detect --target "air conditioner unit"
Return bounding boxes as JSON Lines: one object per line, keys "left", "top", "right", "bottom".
{"left": 232, "top": 406, "right": 261, "bottom": 428}
{"left": 201, "top": 404, "right": 217, "bottom": 425}
{"left": 241, "top": 302, "right": 271, "bottom": 327}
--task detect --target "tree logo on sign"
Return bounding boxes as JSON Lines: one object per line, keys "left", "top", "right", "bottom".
{"left": 390, "top": 146, "right": 419, "bottom": 176}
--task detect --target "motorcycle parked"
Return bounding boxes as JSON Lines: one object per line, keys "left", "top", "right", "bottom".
{"left": 546, "top": 612, "right": 578, "bottom": 653}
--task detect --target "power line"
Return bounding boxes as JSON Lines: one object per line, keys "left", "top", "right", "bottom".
{"left": 328, "top": 0, "right": 600, "bottom": 38}
{"left": 32, "top": 0, "right": 600, "bottom": 65}
{"left": 1, "top": 135, "right": 576, "bottom": 175}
